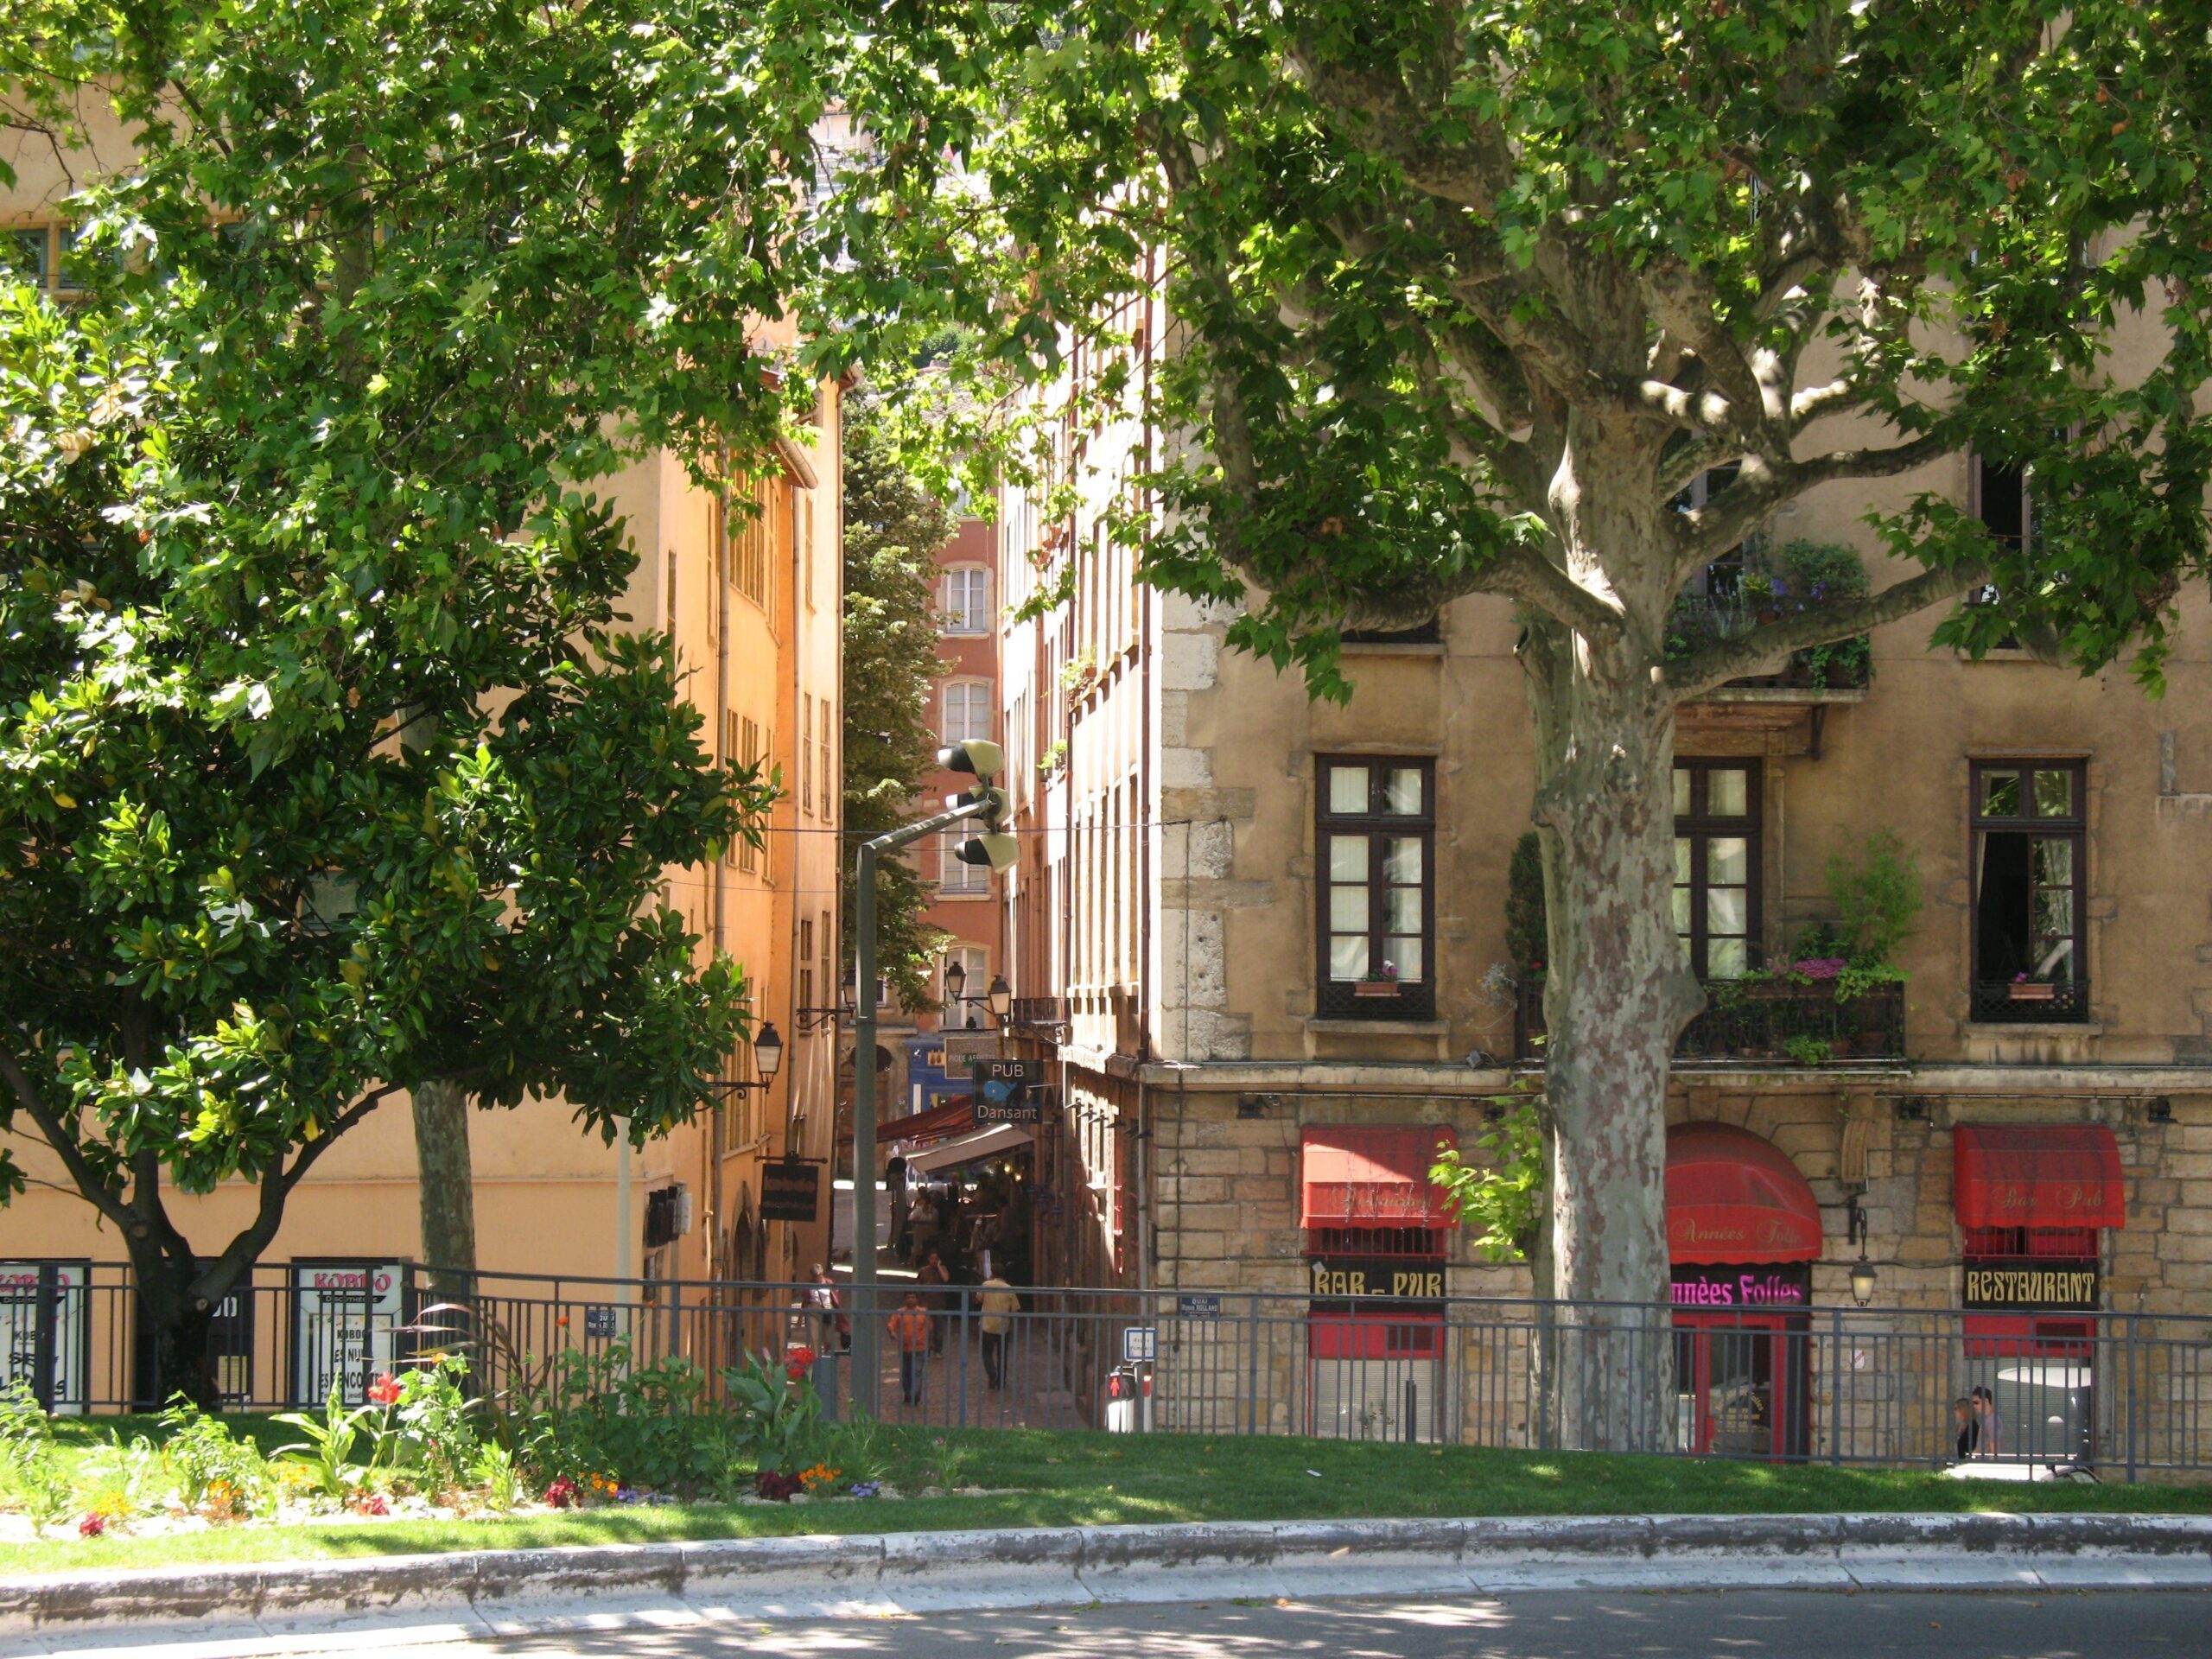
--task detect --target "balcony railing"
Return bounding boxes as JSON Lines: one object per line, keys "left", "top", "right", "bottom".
{"left": 1008, "top": 995, "right": 1070, "bottom": 1035}
{"left": 1515, "top": 976, "right": 1906, "bottom": 1066}
{"left": 1970, "top": 979, "right": 2092, "bottom": 1024}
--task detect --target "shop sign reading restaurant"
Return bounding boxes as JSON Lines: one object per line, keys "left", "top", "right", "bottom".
{"left": 1962, "top": 1258, "right": 2101, "bottom": 1313}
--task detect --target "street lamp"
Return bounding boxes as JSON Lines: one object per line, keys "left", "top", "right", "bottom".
{"left": 987, "top": 974, "right": 1013, "bottom": 1020}
{"left": 1845, "top": 1188, "right": 1876, "bottom": 1307}
{"left": 850, "top": 738, "right": 1018, "bottom": 1414}
{"left": 710, "top": 1020, "right": 783, "bottom": 1095}
{"left": 944, "top": 958, "right": 967, "bottom": 1003}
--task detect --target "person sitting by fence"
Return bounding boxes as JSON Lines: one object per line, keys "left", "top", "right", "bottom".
{"left": 889, "top": 1292, "right": 932, "bottom": 1406}
{"left": 1953, "top": 1396, "right": 1979, "bottom": 1462}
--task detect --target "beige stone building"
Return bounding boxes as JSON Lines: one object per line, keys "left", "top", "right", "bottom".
{"left": 0, "top": 111, "right": 842, "bottom": 1408}
{"left": 995, "top": 300, "right": 2212, "bottom": 1463}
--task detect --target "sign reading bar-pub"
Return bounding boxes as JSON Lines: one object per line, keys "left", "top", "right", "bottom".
{"left": 760, "top": 1160, "right": 822, "bottom": 1224}
{"left": 1962, "top": 1258, "right": 2101, "bottom": 1313}
{"left": 1307, "top": 1257, "right": 1446, "bottom": 1301}
{"left": 972, "top": 1058, "right": 1046, "bottom": 1124}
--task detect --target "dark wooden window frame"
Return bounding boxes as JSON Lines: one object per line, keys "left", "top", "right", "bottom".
{"left": 1315, "top": 756, "right": 1438, "bottom": 1020}
{"left": 1675, "top": 758, "right": 1764, "bottom": 980}
{"left": 1969, "top": 758, "right": 2088, "bottom": 1021}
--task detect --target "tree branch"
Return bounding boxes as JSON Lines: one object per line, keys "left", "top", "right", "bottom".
{"left": 0, "top": 1048, "right": 137, "bottom": 1237}
{"left": 1663, "top": 559, "right": 1989, "bottom": 701}
{"left": 1476, "top": 549, "right": 1629, "bottom": 644}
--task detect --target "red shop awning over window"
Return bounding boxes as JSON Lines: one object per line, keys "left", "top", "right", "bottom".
{"left": 1300, "top": 1126, "right": 1460, "bottom": 1230}
{"left": 877, "top": 1096, "right": 974, "bottom": 1146}
{"left": 1666, "top": 1122, "right": 1824, "bottom": 1264}
{"left": 1954, "top": 1124, "right": 2126, "bottom": 1230}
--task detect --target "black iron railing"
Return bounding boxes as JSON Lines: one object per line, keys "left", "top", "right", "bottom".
{"left": 1971, "top": 979, "right": 2092, "bottom": 1024}
{"left": 1516, "top": 976, "right": 1906, "bottom": 1065}
{"left": 16, "top": 1265, "right": 2212, "bottom": 1478}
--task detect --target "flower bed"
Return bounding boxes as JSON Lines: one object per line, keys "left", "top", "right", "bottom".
{"left": 0, "top": 1335, "right": 903, "bottom": 1544}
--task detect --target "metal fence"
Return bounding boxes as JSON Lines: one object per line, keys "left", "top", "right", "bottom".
{"left": 10, "top": 1263, "right": 2211, "bottom": 1480}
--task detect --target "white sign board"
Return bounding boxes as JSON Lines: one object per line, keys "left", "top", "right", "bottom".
{"left": 292, "top": 1262, "right": 405, "bottom": 1405}
{"left": 0, "top": 1262, "right": 87, "bottom": 1414}
{"left": 1122, "top": 1325, "right": 1157, "bottom": 1363}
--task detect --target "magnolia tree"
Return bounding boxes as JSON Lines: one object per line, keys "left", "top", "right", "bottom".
{"left": 823, "top": 2, "right": 2212, "bottom": 1444}
{"left": 0, "top": 0, "right": 831, "bottom": 1403}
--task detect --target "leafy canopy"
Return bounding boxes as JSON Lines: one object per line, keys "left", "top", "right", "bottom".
{"left": 0, "top": 0, "right": 832, "bottom": 1269}
{"left": 841, "top": 391, "right": 956, "bottom": 1011}
{"left": 817, "top": 0, "right": 2212, "bottom": 696}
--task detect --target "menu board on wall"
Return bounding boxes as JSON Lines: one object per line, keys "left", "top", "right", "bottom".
{"left": 290, "top": 1261, "right": 405, "bottom": 1405}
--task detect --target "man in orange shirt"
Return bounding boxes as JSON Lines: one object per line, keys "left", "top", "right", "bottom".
{"left": 888, "top": 1291, "right": 932, "bottom": 1406}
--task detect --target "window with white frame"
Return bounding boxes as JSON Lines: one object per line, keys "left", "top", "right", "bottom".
{"left": 940, "top": 566, "right": 991, "bottom": 634}
{"left": 941, "top": 944, "right": 990, "bottom": 1025}
{"left": 942, "top": 680, "right": 993, "bottom": 745}
{"left": 940, "top": 833, "right": 989, "bottom": 894}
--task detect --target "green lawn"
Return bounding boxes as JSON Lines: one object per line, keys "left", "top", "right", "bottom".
{"left": 9, "top": 1418, "right": 2207, "bottom": 1576}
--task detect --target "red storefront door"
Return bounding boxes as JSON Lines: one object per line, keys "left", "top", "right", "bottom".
{"left": 1674, "top": 1310, "right": 1811, "bottom": 1459}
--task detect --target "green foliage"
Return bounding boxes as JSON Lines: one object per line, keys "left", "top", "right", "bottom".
{"left": 517, "top": 1341, "right": 745, "bottom": 1495}
{"left": 0, "top": 1383, "right": 69, "bottom": 1525}
{"left": 272, "top": 1388, "right": 376, "bottom": 1502}
{"left": 0, "top": 0, "right": 807, "bottom": 1400}
{"left": 78, "top": 1432, "right": 165, "bottom": 1520}
{"left": 393, "top": 1357, "right": 481, "bottom": 1493}
{"left": 821, "top": 1, "right": 2212, "bottom": 696}
{"left": 1782, "top": 1035, "right": 1835, "bottom": 1068}
{"left": 1827, "top": 831, "right": 1924, "bottom": 966}
{"left": 840, "top": 391, "right": 956, "bottom": 1010}
{"left": 1430, "top": 1100, "right": 1546, "bottom": 1265}
{"left": 824, "top": 1415, "right": 893, "bottom": 1488}
{"left": 157, "top": 1400, "right": 267, "bottom": 1513}
{"left": 472, "top": 1440, "right": 524, "bottom": 1513}
{"left": 721, "top": 1351, "right": 828, "bottom": 1478}
{"left": 1505, "top": 833, "right": 1548, "bottom": 976}
{"left": 1835, "top": 960, "right": 1909, "bottom": 1004}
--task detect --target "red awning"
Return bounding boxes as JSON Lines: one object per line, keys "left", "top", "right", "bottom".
{"left": 877, "top": 1096, "right": 974, "bottom": 1146}
{"left": 1300, "top": 1126, "right": 1460, "bottom": 1230}
{"left": 1954, "top": 1124, "right": 2126, "bottom": 1230}
{"left": 1666, "top": 1122, "right": 1824, "bottom": 1264}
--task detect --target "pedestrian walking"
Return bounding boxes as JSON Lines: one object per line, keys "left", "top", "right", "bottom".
{"left": 979, "top": 1273, "right": 1019, "bottom": 1392}
{"left": 917, "top": 1249, "right": 952, "bottom": 1355}
{"left": 807, "top": 1264, "right": 848, "bottom": 1351}
{"left": 1971, "top": 1385, "right": 2003, "bottom": 1457}
{"left": 889, "top": 1292, "right": 931, "bottom": 1406}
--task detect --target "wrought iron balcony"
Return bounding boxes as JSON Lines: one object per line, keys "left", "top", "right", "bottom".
{"left": 1514, "top": 976, "right": 1907, "bottom": 1066}
{"left": 1970, "top": 979, "right": 2092, "bottom": 1024}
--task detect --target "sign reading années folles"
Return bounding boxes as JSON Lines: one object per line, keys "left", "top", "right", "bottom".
{"left": 760, "top": 1160, "right": 822, "bottom": 1224}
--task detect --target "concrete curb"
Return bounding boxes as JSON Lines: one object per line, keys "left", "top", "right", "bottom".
{"left": 3, "top": 1512, "right": 2210, "bottom": 1654}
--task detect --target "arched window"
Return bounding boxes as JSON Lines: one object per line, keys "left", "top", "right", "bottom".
{"left": 942, "top": 679, "right": 993, "bottom": 745}
{"left": 940, "top": 565, "right": 992, "bottom": 634}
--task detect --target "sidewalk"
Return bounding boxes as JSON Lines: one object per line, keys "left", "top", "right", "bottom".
{"left": 7, "top": 1512, "right": 2211, "bottom": 1657}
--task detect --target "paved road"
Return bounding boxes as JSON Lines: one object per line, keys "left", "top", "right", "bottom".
{"left": 266, "top": 1591, "right": 2209, "bottom": 1659}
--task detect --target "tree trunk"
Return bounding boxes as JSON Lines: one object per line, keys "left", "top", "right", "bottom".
{"left": 1521, "top": 526, "right": 1701, "bottom": 1451}
{"left": 126, "top": 1239, "right": 221, "bottom": 1412}
{"left": 412, "top": 1078, "right": 478, "bottom": 1304}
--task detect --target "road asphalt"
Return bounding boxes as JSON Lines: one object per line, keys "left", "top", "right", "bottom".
{"left": 74, "top": 1590, "right": 2212, "bottom": 1659}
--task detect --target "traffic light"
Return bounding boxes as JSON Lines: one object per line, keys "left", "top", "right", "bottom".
{"left": 938, "top": 741, "right": 1017, "bottom": 870}
{"left": 937, "top": 739, "right": 1004, "bottom": 779}
{"left": 950, "top": 785, "right": 1016, "bottom": 870}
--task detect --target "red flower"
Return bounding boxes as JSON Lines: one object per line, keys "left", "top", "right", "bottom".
{"left": 78, "top": 1514, "right": 105, "bottom": 1538}
{"left": 366, "top": 1373, "right": 403, "bottom": 1406}
{"left": 785, "top": 1344, "right": 817, "bottom": 1379}
{"left": 543, "top": 1477, "right": 580, "bottom": 1510}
